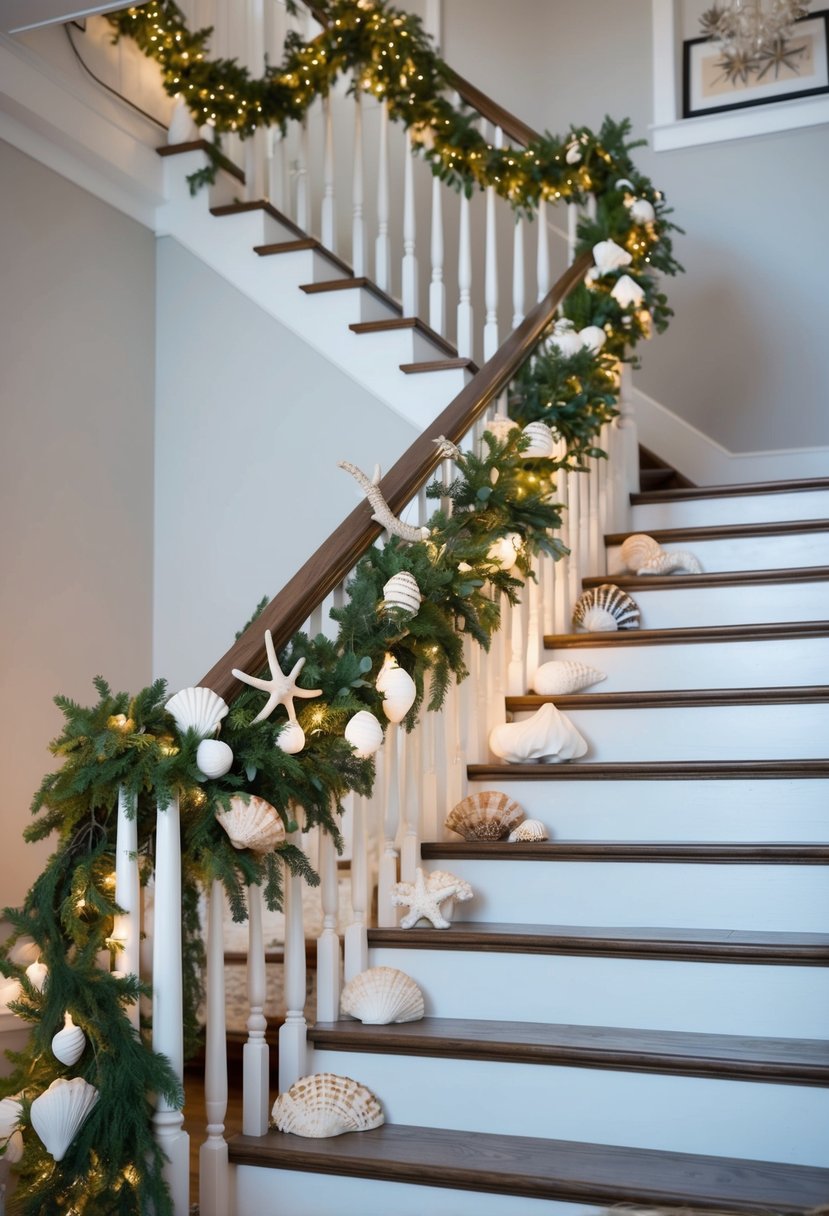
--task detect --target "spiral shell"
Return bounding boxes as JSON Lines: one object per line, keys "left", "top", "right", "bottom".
{"left": 619, "top": 533, "right": 662, "bottom": 574}
{"left": 520, "top": 422, "right": 556, "bottom": 459}
{"left": 344, "top": 710, "right": 384, "bottom": 759}
{"left": 382, "top": 571, "right": 422, "bottom": 616}
{"left": 30, "top": 1076, "right": 99, "bottom": 1162}
{"left": 376, "top": 657, "right": 416, "bottom": 724}
{"left": 0, "top": 1097, "right": 23, "bottom": 1164}
{"left": 508, "top": 819, "right": 549, "bottom": 842}
{"left": 216, "top": 795, "right": 286, "bottom": 854}
{"left": 275, "top": 721, "right": 305, "bottom": 755}
{"left": 445, "top": 790, "right": 525, "bottom": 841}
{"left": 489, "top": 703, "right": 588, "bottom": 764}
{"left": 196, "top": 738, "right": 234, "bottom": 779}
{"left": 165, "top": 686, "right": 228, "bottom": 737}
{"left": 52, "top": 1013, "right": 86, "bottom": 1067}
{"left": 572, "top": 584, "right": 640, "bottom": 632}
{"left": 532, "top": 660, "right": 607, "bottom": 696}
{"left": 272, "top": 1073, "right": 384, "bottom": 1138}
{"left": 340, "top": 966, "right": 424, "bottom": 1025}
{"left": 639, "top": 550, "right": 702, "bottom": 575}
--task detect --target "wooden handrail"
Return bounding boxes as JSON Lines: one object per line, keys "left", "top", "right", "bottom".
{"left": 201, "top": 251, "right": 591, "bottom": 701}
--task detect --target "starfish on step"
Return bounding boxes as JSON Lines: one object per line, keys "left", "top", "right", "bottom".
{"left": 232, "top": 629, "right": 321, "bottom": 724}
{"left": 391, "top": 868, "right": 474, "bottom": 929}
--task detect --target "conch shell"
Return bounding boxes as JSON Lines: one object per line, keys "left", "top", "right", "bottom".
{"left": 489, "top": 703, "right": 588, "bottom": 764}
{"left": 532, "top": 660, "right": 606, "bottom": 696}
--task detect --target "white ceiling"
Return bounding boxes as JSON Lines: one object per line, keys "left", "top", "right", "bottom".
{"left": 0, "top": 1, "right": 122, "bottom": 34}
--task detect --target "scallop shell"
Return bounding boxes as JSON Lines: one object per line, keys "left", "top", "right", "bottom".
{"left": 196, "top": 737, "right": 234, "bottom": 779}
{"left": 165, "top": 686, "right": 229, "bottom": 737}
{"left": 578, "top": 325, "right": 607, "bottom": 353}
{"left": 487, "top": 532, "right": 522, "bottom": 572}
{"left": 382, "top": 571, "right": 421, "bottom": 616}
{"left": 572, "top": 584, "right": 640, "bottom": 632}
{"left": 340, "top": 966, "right": 424, "bottom": 1025}
{"left": 275, "top": 721, "right": 305, "bottom": 754}
{"left": 445, "top": 790, "right": 525, "bottom": 841}
{"left": 592, "top": 238, "right": 632, "bottom": 274}
{"left": 0, "top": 1097, "right": 23, "bottom": 1164}
{"left": 639, "top": 550, "right": 702, "bottom": 575}
{"left": 52, "top": 1013, "right": 86, "bottom": 1067}
{"left": 216, "top": 795, "right": 286, "bottom": 854}
{"left": 376, "top": 658, "right": 416, "bottom": 724}
{"left": 485, "top": 415, "right": 520, "bottom": 443}
{"left": 508, "top": 819, "right": 548, "bottom": 842}
{"left": 489, "top": 703, "right": 588, "bottom": 764}
{"left": 344, "top": 710, "right": 384, "bottom": 759}
{"left": 30, "top": 1076, "right": 99, "bottom": 1162}
{"left": 619, "top": 533, "right": 662, "bottom": 573}
{"left": 546, "top": 320, "right": 583, "bottom": 358}
{"left": 272, "top": 1072, "right": 384, "bottom": 1138}
{"left": 629, "top": 197, "right": 656, "bottom": 224}
{"left": 532, "top": 660, "right": 607, "bottom": 696}
{"left": 520, "top": 422, "right": 556, "bottom": 459}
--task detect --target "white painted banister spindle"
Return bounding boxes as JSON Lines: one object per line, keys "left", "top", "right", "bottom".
{"left": 352, "top": 93, "right": 365, "bottom": 276}
{"left": 526, "top": 562, "right": 542, "bottom": 690}
{"left": 566, "top": 470, "right": 582, "bottom": 615}
{"left": 483, "top": 126, "right": 501, "bottom": 361}
{"left": 401, "top": 725, "right": 421, "bottom": 882}
{"left": 445, "top": 666, "right": 466, "bottom": 815}
{"left": 536, "top": 199, "right": 550, "bottom": 302}
{"left": 199, "top": 880, "right": 228, "bottom": 1216}
{"left": 430, "top": 176, "right": 446, "bottom": 335}
{"left": 456, "top": 190, "right": 473, "bottom": 359}
{"left": 113, "top": 786, "right": 140, "bottom": 1030}
{"left": 279, "top": 832, "right": 307, "bottom": 1090}
{"left": 316, "top": 829, "right": 340, "bottom": 1022}
{"left": 507, "top": 592, "right": 525, "bottom": 696}
{"left": 345, "top": 794, "right": 368, "bottom": 982}
{"left": 243, "top": 884, "right": 269, "bottom": 1135}
{"left": 322, "top": 93, "right": 337, "bottom": 252}
{"left": 377, "top": 723, "right": 400, "bottom": 926}
{"left": 618, "top": 363, "right": 639, "bottom": 497}
{"left": 420, "top": 676, "right": 439, "bottom": 843}
{"left": 245, "top": 0, "right": 266, "bottom": 201}
{"left": 152, "top": 793, "right": 189, "bottom": 1216}
{"left": 295, "top": 122, "right": 310, "bottom": 232}
{"left": 512, "top": 214, "right": 525, "bottom": 329}
{"left": 567, "top": 201, "right": 579, "bottom": 266}
{"left": 402, "top": 128, "right": 418, "bottom": 316}
{"left": 375, "top": 103, "right": 391, "bottom": 291}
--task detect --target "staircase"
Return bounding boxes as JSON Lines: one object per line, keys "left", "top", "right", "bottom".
{"left": 227, "top": 477, "right": 829, "bottom": 1215}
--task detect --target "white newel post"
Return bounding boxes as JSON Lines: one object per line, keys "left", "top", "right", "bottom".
{"left": 243, "top": 883, "right": 269, "bottom": 1135}
{"left": 199, "top": 881, "right": 229, "bottom": 1216}
{"left": 345, "top": 794, "right": 368, "bottom": 982}
{"left": 113, "top": 786, "right": 140, "bottom": 1030}
{"left": 322, "top": 94, "right": 337, "bottom": 251}
{"left": 456, "top": 192, "right": 473, "bottom": 359}
{"left": 378, "top": 723, "right": 400, "bottom": 926}
{"left": 402, "top": 129, "right": 418, "bottom": 316}
{"left": 352, "top": 93, "right": 365, "bottom": 276}
{"left": 429, "top": 176, "right": 446, "bottom": 335}
{"left": 375, "top": 103, "right": 391, "bottom": 291}
{"left": 279, "top": 831, "right": 308, "bottom": 1091}
{"left": 152, "top": 793, "right": 189, "bottom": 1216}
{"left": 316, "top": 829, "right": 341, "bottom": 1022}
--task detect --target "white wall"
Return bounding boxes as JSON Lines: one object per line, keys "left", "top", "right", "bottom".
{"left": 0, "top": 139, "right": 155, "bottom": 908}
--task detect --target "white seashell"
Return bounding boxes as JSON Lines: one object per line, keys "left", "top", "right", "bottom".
{"left": 445, "top": 790, "right": 524, "bottom": 841}
{"left": 376, "top": 657, "right": 417, "bottom": 724}
{"left": 196, "top": 737, "right": 234, "bottom": 779}
{"left": 615, "top": 177, "right": 635, "bottom": 192}
{"left": 619, "top": 533, "right": 662, "bottom": 573}
{"left": 8, "top": 938, "right": 40, "bottom": 967}
{"left": 532, "top": 660, "right": 607, "bottom": 696}
{"left": 565, "top": 140, "right": 581, "bottom": 164}
{"left": 629, "top": 197, "right": 656, "bottom": 224}
{"left": 272, "top": 1072, "right": 384, "bottom": 1138}
{"left": 592, "top": 239, "right": 632, "bottom": 275}
{"left": 520, "top": 422, "right": 556, "bottom": 459}
{"left": 52, "top": 1013, "right": 86, "bottom": 1067}
{"left": 0, "top": 977, "right": 21, "bottom": 1008}
{"left": 573, "top": 584, "right": 641, "bottom": 632}
{"left": 487, "top": 532, "right": 522, "bottom": 572}
{"left": 547, "top": 320, "right": 583, "bottom": 358}
{"left": 508, "top": 818, "right": 548, "bottom": 842}
{"left": 489, "top": 703, "right": 588, "bottom": 764}
{"left": 639, "top": 550, "right": 702, "bottom": 576}
{"left": 30, "top": 1076, "right": 99, "bottom": 1162}
{"left": 165, "top": 686, "right": 229, "bottom": 738}
{"left": 382, "top": 571, "right": 422, "bottom": 616}
{"left": 611, "top": 274, "right": 645, "bottom": 308}
{"left": 216, "top": 794, "right": 286, "bottom": 854}
{"left": 340, "top": 967, "right": 424, "bottom": 1025}
{"left": 275, "top": 721, "right": 305, "bottom": 755}
{"left": 578, "top": 325, "right": 607, "bottom": 354}
{"left": 26, "top": 960, "right": 48, "bottom": 992}
{"left": 0, "top": 1097, "right": 23, "bottom": 1164}
{"left": 485, "top": 415, "right": 520, "bottom": 443}
{"left": 344, "top": 710, "right": 384, "bottom": 759}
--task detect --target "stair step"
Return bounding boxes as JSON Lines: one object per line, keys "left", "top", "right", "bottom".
{"left": 400, "top": 357, "right": 479, "bottom": 374}
{"left": 507, "top": 685, "right": 829, "bottom": 711}
{"left": 468, "top": 758, "right": 829, "bottom": 779}
{"left": 607, "top": 518, "right": 829, "bottom": 546}
{"left": 253, "top": 237, "right": 353, "bottom": 277}
{"left": 300, "top": 276, "right": 402, "bottom": 315}
{"left": 210, "top": 198, "right": 305, "bottom": 237}
{"left": 349, "top": 316, "right": 457, "bottom": 358}
{"left": 422, "top": 841, "right": 829, "bottom": 864}
{"left": 639, "top": 467, "right": 678, "bottom": 491}
{"left": 228, "top": 1123, "right": 829, "bottom": 1213}
{"left": 547, "top": 621, "right": 829, "bottom": 647}
{"left": 633, "top": 476, "right": 829, "bottom": 504}
{"left": 630, "top": 478, "right": 829, "bottom": 529}
{"left": 583, "top": 565, "right": 829, "bottom": 590}
{"left": 158, "top": 139, "right": 245, "bottom": 184}
{"left": 606, "top": 518, "right": 829, "bottom": 574}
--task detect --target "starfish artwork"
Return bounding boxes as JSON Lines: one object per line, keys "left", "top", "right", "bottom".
{"left": 391, "top": 868, "right": 474, "bottom": 929}
{"left": 232, "top": 629, "right": 322, "bottom": 724}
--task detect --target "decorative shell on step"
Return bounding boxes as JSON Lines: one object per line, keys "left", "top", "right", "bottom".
{"left": 340, "top": 967, "right": 424, "bottom": 1025}
{"left": 216, "top": 795, "right": 285, "bottom": 854}
{"left": 639, "top": 550, "right": 702, "bottom": 575}
{"left": 509, "top": 819, "right": 549, "bottom": 842}
{"left": 445, "top": 790, "right": 525, "bottom": 841}
{"left": 382, "top": 571, "right": 422, "bottom": 616}
{"left": 344, "top": 710, "right": 384, "bottom": 759}
{"left": 572, "top": 584, "right": 640, "bottom": 632}
{"left": 520, "top": 422, "right": 556, "bottom": 459}
{"left": 376, "top": 655, "right": 417, "bottom": 724}
{"left": 165, "top": 686, "right": 229, "bottom": 737}
{"left": 0, "top": 1097, "right": 24, "bottom": 1164}
{"left": 51, "top": 1013, "right": 86, "bottom": 1068}
{"left": 196, "top": 738, "right": 234, "bottom": 779}
{"left": 532, "top": 660, "right": 606, "bottom": 695}
{"left": 489, "top": 703, "right": 588, "bottom": 764}
{"left": 619, "top": 533, "right": 663, "bottom": 573}
{"left": 275, "top": 721, "right": 305, "bottom": 755}
{"left": 30, "top": 1076, "right": 99, "bottom": 1162}
{"left": 271, "top": 1072, "right": 384, "bottom": 1138}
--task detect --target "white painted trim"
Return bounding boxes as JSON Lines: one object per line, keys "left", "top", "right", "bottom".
{"left": 632, "top": 381, "right": 829, "bottom": 484}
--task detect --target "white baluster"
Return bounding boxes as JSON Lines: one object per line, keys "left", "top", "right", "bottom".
{"left": 295, "top": 122, "right": 310, "bottom": 233}
{"left": 279, "top": 832, "right": 308, "bottom": 1091}
{"left": 139, "top": 872, "right": 154, "bottom": 1027}
{"left": 446, "top": 671, "right": 465, "bottom": 816}
{"left": 199, "top": 880, "right": 228, "bottom": 1216}
{"left": 490, "top": 590, "right": 507, "bottom": 733}
{"left": 483, "top": 127, "right": 501, "bottom": 361}
{"left": 567, "top": 201, "right": 579, "bottom": 266}
{"left": 402, "top": 129, "right": 418, "bottom": 316}
{"left": 352, "top": 93, "right": 365, "bottom": 276}
{"left": 401, "top": 726, "right": 421, "bottom": 882}
{"left": 567, "top": 471, "right": 582, "bottom": 617}
{"left": 578, "top": 470, "right": 591, "bottom": 589}
{"left": 618, "top": 363, "right": 639, "bottom": 497}
{"left": 322, "top": 94, "right": 337, "bottom": 252}
{"left": 377, "top": 723, "right": 400, "bottom": 926}
{"left": 429, "top": 176, "right": 446, "bottom": 335}
{"left": 344, "top": 794, "right": 368, "bottom": 982}
{"left": 507, "top": 595, "right": 525, "bottom": 696}
{"left": 375, "top": 103, "right": 391, "bottom": 291}
{"left": 243, "top": 883, "right": 269, "bottom": 1135}
{"left": 420, "top": 676, "right": 439, "bottom": 843}
{"left": 512, "top": 215, "right": 525, "bottom": 330}
{"left": 316, "top": 830, "right": 341, "bottom": 1022}
{"left": 112, "top": 786, "right": 140, "bottom": 1030}
{"left": 152, "top": 794, "right": 189, "bottom": 1216}
{"left": 526, "top": 563, "right": 542, "bottom": 690}
{"left": 456, "top": 192, "right": 473, "bottom": 358}
{"left": 536, "top": 199, "right": 550, "bottom": 302}
{"left": 554, "top": 444, "right": 570, "bottom": 631}
{"left": 245, "top": 0, "right": 266, "bottom": 200}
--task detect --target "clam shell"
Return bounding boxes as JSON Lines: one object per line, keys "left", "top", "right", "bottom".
{"left": 489, "top": 703, "right": 588, "bottom": 764}
{"left": 196, "top": 737, "right": 234, "bottom": 779}
{"left": 376, "top": 659, "right": 416, "bottom": 724}
{"left": 572, "top": 584, "right": 640, "bottom": 632}
{"left": 30, "top": 1076, "right": 99, "bottom": 1162}
{"left": 382, "top": 571, "right": 421, "bottom": 616}
{"left": 0, "top": 1097, "right": 23, "bottom": 1163}
{"left": 619, "top": 533, "right": 662, "bottom": 573}
{"left": 639, "top": 550, "right": 702, "bottom": 575}
{"left": 165, "top": 686, "right": 229, "bottom": 737}
{"left": 272, "top": 1073, "right": 384, "bottom": 1138}
{"left": 275, "top": 721, "right": 305, "bottom": 754}
{"left": 579, "top": 325, "right": 607, "bottom": 353}
{"left": 52, "top": 1013, "right": 86, "bottom": 1067}
{"left": 592, "top": 238, "right": 632, "bottom": 274}
{"left": 508, "top": 818, "right": 548, "bottom": 842}
{"left": 340, "top": 966, "right": 424, "bottom": 1025}
{"left": 344, "top": 710, "right": 384, "bottom": 759}
{"left": 532, "top": 660, "right": 606, "bottom": 696}
{"left": 445, "top": 790, "right": 525, "bottom": 841}
{"left": 487, "top": 532, "right": 522, "bottom": 572}
{"left": 216, "top": 795, "right": 286, "bottom": 854}
{"left": 520, "top": 422, "right": 556, "bottom": 459}
{"left": 546, "top": 324, "right": 583, "bottom": 358}
{"left": 629, "top": 197, "right": 656, "bottom": 224}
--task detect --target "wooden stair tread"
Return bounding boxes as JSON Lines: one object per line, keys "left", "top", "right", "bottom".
{"left": 299, "top": 276, "right": 402, "bottom": 315}
{"left": 545, "top": 620, "right": 829, "bottom": 647}
{"left": 253, "top": 238, "right": 353, "bottom": 276}
{"left": 400, "top": 357, "right": 479, "bottom": 374}
{"left": 367, "top": 921, "right": 829, "bottom": 963}
{"left": 228, "top": 1122, "right": 829, "bottom": 1211}
{"left": 309, "top": 1017, "right": 829, "bottom": 1084}
{"left": 157, "top": 140, "right": 245, "bottom": 183}
{"left": 606, "top": 517, "right": 829, "bottom": 545}
{"left": 506, "top": 685, "right": 829, "bottom": 710}
{"left": 631, "top": 476, "right": 829, "bottom": 504}
{"left": 583, "top": 564, "right": 829, "bottom": 590}
{"left": 468, "top": 759, "right": 829, "bottom": 779}
{"left": 209, "top": 198, "right": 305, "bottom": 237}
{"left": 349, "top": 316, "right": 457, "bottom": 357}
{"left": 421, "top": 841, "right": 829, "bottom": 864}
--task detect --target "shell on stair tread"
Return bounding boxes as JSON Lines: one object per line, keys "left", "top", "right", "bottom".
{"left": 619, "top": 533, "right": 662, "bottom": 574}
{"left": 638, "top": 550, "right": 703, "bottom": 575}
{"left": 340, "top": 966, "right": 424, "bottom": 1025}
{"left": 508, "top": 818, "right": 549, "bottom": 842}
{"left": 271, "top": 1072, "right": 384, "bottom": 1138}
{"left": 532, "top": 660, "right": 607, "bottom": 696}
{"left": 445, "top": 790, "right": 525, "bottom": 840}
{"left": 572, "top": 584, "right": 641, "bottom": 632}
{"left": 489, "top": 702, "right": 588, "bottom": 764}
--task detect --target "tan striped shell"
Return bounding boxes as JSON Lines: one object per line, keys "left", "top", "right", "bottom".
{"left": 216, "top": 795, "right": 286, "bottom": 854}
{"left": 271, "top": 1073, "right": 384, "bottom": 1138}
{"left": 445, "top": 790, "right": 525, "bottom": 841}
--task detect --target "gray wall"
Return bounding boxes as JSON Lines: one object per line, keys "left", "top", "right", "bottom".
{"left": 441, "top": 0, "right": 829, "bottom": 455}
{"left": 0, "top": 139, "right": 155, "bottom": 908}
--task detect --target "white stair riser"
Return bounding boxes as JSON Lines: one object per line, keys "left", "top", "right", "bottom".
{"left": 368, "top": 946, "right": 829, "bottom": 1037}
{"left": 235, "top": 1167, "right": 599, "bottom": 1216}
{"left": 310, "top": 1048, "right": 829, "bottom": 1168}
{"left": 607, "top": 578, "right": 828, "bottom": 628}
{"left": 464, "top": 777, "right": 829, "bottom": 842}
{"left": 607, "top": 529, "right": 829, "bottom": 574}
{"left": 540, "top": 635, "right": 828, "bottom": 691}
{"left": 631, "top": 489, "right": 829, "bottom": 530}
{"left": 508, "top": 701, "right": 828, "bottom": 762}
{"left": 204, "top": 209, "right": 306, "bottom": 251}
{"left": 422, "top": 859, "right": 829, "bottom": 932}
{"left": 302, "top": 288, "right": 401, "bottom": 327}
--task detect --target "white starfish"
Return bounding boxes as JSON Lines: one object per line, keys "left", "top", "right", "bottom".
{"left": 391, "top": 868, "right": 473, "bottom": 930}
{"left": 232, "top": 630, "right": 321, "bottom": 725}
